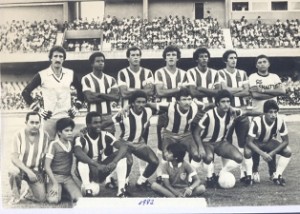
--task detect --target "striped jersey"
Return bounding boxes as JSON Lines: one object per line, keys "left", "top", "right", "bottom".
{"left": 112, "top": 107, "right": 153, "bottom": 143}
{"left": 155, "top": 67, "right": 187, "bottom": 103}
{"left": 248, "top": 115, "right": 288, "bottom": 143}
{"left": 74, "top": 131, "right": 115, "bottom": 161}
{"left": 248, "top": 72, "right": 282, "bottom": 112}
{"left": 118, "top": 67, "right": 154, "bottom": 107}
{"left": 81, "top": 72, "right": 118, "bottom": 114}
{"left": 46, "top": 139, "right": 73, "bottom": 176}
{"left": 186, "top": 67, "right": 219, "bottom": 103}
{"left": 161, "top": 161, "right": 197, "bottom": 188}
{"left": 12, "top": 128, "right": 49, "bottom": 171}
{"left": 198, "top": 107, "right": 242, "bottom": 143}
{"left": 218, "top": 68, "right": 248, "bottom": 107}
{"left": 160, "top": 101, "right": 200, "bottom": 135}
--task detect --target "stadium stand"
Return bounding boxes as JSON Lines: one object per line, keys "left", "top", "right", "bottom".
{"left": 0, "top": 19, "right": 60, "bottom": 53}
{"left": 230, "top": 17, "right": 300, "bottom": 49}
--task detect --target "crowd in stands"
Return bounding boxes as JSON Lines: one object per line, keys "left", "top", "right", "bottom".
{"left": 0, "top": 20, "right": 60, "bottom": 53}
{"left": 63, "top": 39, "right": 101, "bottom": 52}
{"left": 231, "top": 16, "right": 300, "bottom": 48}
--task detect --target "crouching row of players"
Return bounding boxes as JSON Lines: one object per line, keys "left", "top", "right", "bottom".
{"left": 8, "top": 89, "right": 291, "bottom": 205}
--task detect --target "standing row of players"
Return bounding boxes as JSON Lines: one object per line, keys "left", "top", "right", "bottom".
{"left": 8, "top": 45, "right": 291, "bottom": 204}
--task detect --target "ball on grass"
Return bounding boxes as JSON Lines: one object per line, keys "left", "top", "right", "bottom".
{"left": 218, "top": 171, "right": 236, "bottom": 189}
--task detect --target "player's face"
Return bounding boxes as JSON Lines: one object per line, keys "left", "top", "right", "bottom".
{"left": 26, "top": 115, "right": 41, "bottom": 134}
{"left": 128, "top": 50, "right": 141, "bottom": 66}
{"left": 59, "top": 127, "right": 74, "bottom": 142}
{"left": 165, "top": 151, "right": 174, "bottom": 161}
{"left": 132, "top": 97, "right": 147, "bottom": 113}
{"left": 165, "top": 51, "right": 178, "bottom": 67}
{"left": 92, "top": 56, "right": 105, "bottom": 71}
{"left": 217, "top": 97, "right": 231, "bottom": 112}
{"left": 88, "top": 116, "right": 102, "bottom": 134}
{"left": 197, "top": 53, "right": 209, "bottom": 67}
{"left": 226, "top": 53, "right": 237, "bottom": 68}
{"left": 265, "top": 109, "right": 278, "bottom": 122}
{"left": 50, "top": 51, "right": 64, "bottom": 69}
{"left": 256, "top": 58, "right": 270, "bottom": 73}
{"left": 177, "top": 96, "right": 193, "bottom": 111}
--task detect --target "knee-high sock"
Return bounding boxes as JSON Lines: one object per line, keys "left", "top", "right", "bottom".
{"left": 77, "top": 162, "right": 92, "bottom": 189}
{"left": 115, "top": 158, "right": 127, "bottom": 195}
{"left": 238, "top": 148, "right": 246, "bottom": 178}
{"left": 244, "top": 158, "right": 253, "bottom": 176}
{"left": 156, "top": 150, "right": 164, "bottom": 177}
{"left": 138, "top": 159, "right": 147, "bottom": 176}
{"left": 202, "top": 162, "right": 214, "bottom": 178}
{"left": 275, "top": 156, "right": 291, "bottom": 176}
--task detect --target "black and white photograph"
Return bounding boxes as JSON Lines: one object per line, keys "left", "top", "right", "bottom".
{"left": 1, "top": 0, "right": 300, "bottom": 213}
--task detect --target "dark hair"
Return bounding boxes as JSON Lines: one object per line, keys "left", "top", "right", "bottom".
{"left": 222, "top": 50, "right": 237, "bottom": 62}
{"left": 126, "top": 46, "right": 142, "bottom": 58}
{"left": 56, "top": 118, "right": 75, "bottom": 133}
{"left": 176, "top": 88, "right": 192, "bottom": 101}
{"left": 263, "top": 100, "right": 279, "bottom": 113}
{"left": 26, "top": 111, "right": 41, "bottom": 122}
{"left": 86, "top": 111, "right": 101, "bottom": 125}
{"left": 215, "top": 90, "right": 233, "bottom": 105}
{"left": 167, "top": 143, "right": 186, "bottom": 162}
{"left": 162, "top": 45, "right": 181, "bottom": 59}
{"left": 255, "top": 54, "right": 269, "bottom": 65}
{"left": 48, "top": 46, "right": 66, "bottom": 60}
{"left": 89, "top": 52, "right": 105, "bottom": 65}
{"left": 193, "top": 47, "right": 210, "bottom": 61}
{"left": 129, "top": 90, "right": 147, "bottom": 104}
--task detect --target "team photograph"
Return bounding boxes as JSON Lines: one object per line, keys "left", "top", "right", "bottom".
{"left": 1, "top": 0, "right": 300, "bottom": 212}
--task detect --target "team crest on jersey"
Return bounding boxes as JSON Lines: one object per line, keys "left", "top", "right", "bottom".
{"left": 180, "top": 173, "right": 187, "bottom": 180}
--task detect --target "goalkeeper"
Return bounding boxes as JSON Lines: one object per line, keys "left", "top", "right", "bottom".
{"left": 22, "top": 45, "right": 84, "bottom": 141}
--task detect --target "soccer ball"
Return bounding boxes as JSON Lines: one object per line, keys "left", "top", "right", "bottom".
{"left": 218, "top": 171, "right": 236, "bottom": 189}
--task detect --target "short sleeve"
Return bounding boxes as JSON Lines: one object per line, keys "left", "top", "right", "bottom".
{"left": 279, "top": 117, "right": 288, "bottom": 136}
{"left": 110, "top": 77, "right": 118, "bottom": 89}
{"left": 248, "top": 118, "right": 259, "bottom": 137}
{"left": 112, "top": 113, "right": 122, "bottom": 124}
{"left": 186, "top": 70, "right": 196, "bottom": 86}
{"left": 155, "top": 70, "right": 163, "bottom": 84}
{"left": 198, "top": 112, "right": 209, "bottom": 129}
{"left": 104, "top": 132, "right": 116, "bottom": 146}
{"left": 161, "top": 162, "right": 170, "bottom": 179}
{"left": 46, "top": 141, "right": 56, "bottom": 159}
{"left": 81, "top": 75, "right": 91, "bottom": 92}
{"left": 117, "top": 70, "right": 127, "bottom": 86}
{"left": 74, "top": 136, "right": 83, "bottom": 148}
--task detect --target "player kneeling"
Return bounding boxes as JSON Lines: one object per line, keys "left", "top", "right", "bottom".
{"left": 151, "top": 143, "right": 205, "bottom": 197}
{"left": 74, "top": 112, "right": 130, "bottom": 197}
{"left": 244, "top": 100, "right": 291, "bottom": 186}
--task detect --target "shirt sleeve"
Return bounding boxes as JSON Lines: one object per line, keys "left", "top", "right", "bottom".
{"left": 74, "top": 136, "right": 84, "bottom": 148}
{"left": 161, "top": 163, "right": 170, "bottom": 179}
{"left": 117, "top": 70, "right": 127, "bottom": 86}
{"left": 81, "top": 75, "right": 91, "bottom": 92}
{"left": 186, "top": 70, "right": 196, "bottom": 86}
{"left": 46, "top": 141, "right": 56, "bottom": 159}
{"left": 112, "top": 113, "right": 122, "bottom": 124}
{"left": 155, "top": 70, "right": 163, "bottom": 85}
{"left": 12, "top": 132, "right": 21, "bottom": 155}
{"left": 279, "top": 117, "right": 288, "bottom": 136}
{"left": 248, "top": 118, "right": 259, "bottom": 137}
{"left": 198, "top": 112, "right": 209, "bottom": 129}
{"left": 21, "top": 73, "right": 42, "bottom": 105}
{"left": 110, "top": 77, "right": 119, "bottom": 89}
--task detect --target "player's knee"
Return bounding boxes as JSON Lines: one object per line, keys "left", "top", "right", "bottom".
{"left": 244, "top": 147, "right": 252, "bottom": 159}
{"left": 151, "top": 182, "right": 163, "bottom": 191}
{"left": 35, "top": 193, "right": 47, "bottom": 203}
{"left": 47, "top": 194, "right": 61, "bottom": 204}
{"left": 281, "top": 146, "right": 292, "bottom": 158}
{"left": 233, "top": 152, "right": 243, "bottom": 164}
{"left": 8, "top": 166, "right": 21, "bottom": 178}
{"left": 150, "top": 156, "right": 159, "bottom": 168}
{"left": 203, "top": 155, "right": 213, "bottom": 164}
{"left": 193, "top": 184, "right": 206, "bottom": 196}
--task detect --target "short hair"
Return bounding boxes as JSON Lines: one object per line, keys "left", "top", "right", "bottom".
{"left": 214, "top": 90, "right": 233, "bottom": 105}
{"left": 222, "top": 50, "right": 237, "bottom": 62}
{"left": 56, "top": 118, "right": 75, "bottom": 133}
{"left": 263, "top": 100, "right": 279, "bottom": 113}
{"left": 193, "top": 47, "right": 211, "bottom": 61}
{"left": 126, "top": 46, "right": 142, "bottom": 58}
{"left": 48, "top": 46, "right": 66, "bottom": 60}
{"left": 89, "top": 52, "right": 105, "bottom": 65}
{"left": 166, "top": 143, "right": 187, "bottom": 162}
{"left": 129, "top": 90, "right": 147, "bottom": 104}
{"left": 255, "top": 54, "right": 269, "bottom": 65}
{"left": 162, "top": 45, "right": 181, "bottom": 59}
{"left": 176, "top": 88, "right": 192, "bottom": 101}
{"left": 25, "top": 111, "right": 41, "bottom": 122}
{"left": 86, "top": 111, "right": 101, "bottom": 125}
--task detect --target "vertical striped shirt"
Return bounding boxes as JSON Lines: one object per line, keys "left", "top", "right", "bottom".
{"left": 112, "top": 107, "right": 153, "bottom": 143}
{"left": 155, "top": 67, "right": 187, "bottom": 103}
{"left": 248, "top": 115, "right": 288, "bottom": 143}
{"left": 74, "top": 131, "right": 115, "bottom": 161}
{"left": 161, "top": 101, "right": 200, "bottom": 135}
{"left": 218, "top": 68, "right": 248, "bottom": 107}
{"left": 81, "top": 72, "right": 118, "bottom": 114}
{"left": 198, "top": 107, "right": 242, "bottom": 143}
{"left": 118, "top": 67, "right": 154, "bottom": 107}
{"left": 186, "top": 67, "right": 219, "bottom": 104}
{"left": 12, "top": 128, "right": 49, "bottom": 171}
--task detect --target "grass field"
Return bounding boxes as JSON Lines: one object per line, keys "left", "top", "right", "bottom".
{"left": 1, "top": 113, "right": 300, "bottom": 209}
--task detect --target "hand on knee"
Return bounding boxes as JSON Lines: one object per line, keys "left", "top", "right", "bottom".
{"left": 47, "top": 194, "right": 61, "bottom": 204}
